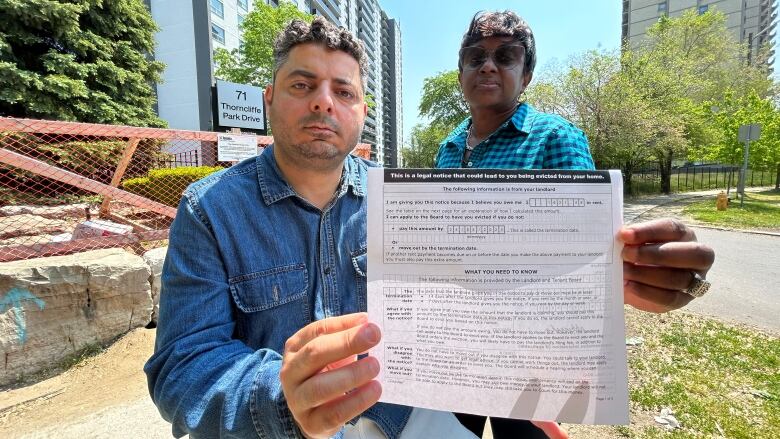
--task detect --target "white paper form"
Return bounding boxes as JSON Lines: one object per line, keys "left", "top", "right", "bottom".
{"left": 367, "top": 168, "right": 628, "bottom": 425}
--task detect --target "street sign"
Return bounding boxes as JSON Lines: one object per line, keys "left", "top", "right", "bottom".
{"left": 738, "top": 124, "right": 761, "bottom": 142}
{"left": 215, "top": 80, "right": 266, "bottom": 131}
{"left": 217, "top": 133, "right": 258, "bottom": 162}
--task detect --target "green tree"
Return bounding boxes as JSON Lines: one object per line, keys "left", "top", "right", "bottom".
{"left": 622, "top": 10, "right": 772, "bottom": 193}
{"left": 526, "top": 51, "right": 671, "bottom": 193}
{"left": 418, "top": 70, "right": 469, "bottom": 129}
{"left": 406, "top": 69, "right": 469, "bottom": 168}
{"left": 214, "top": 1, "right": 312, "bottom": 87}
{"left": 699, "top": 91, "right": 780, "bottom": 191}
{"left": 402, "top": 123, "right": 450, "bottom": 168}
{"left": 0, "top": 0, "right": 165, "bottom": 127}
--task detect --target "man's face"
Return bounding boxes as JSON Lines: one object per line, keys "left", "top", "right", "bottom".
{"left": 458, "top": 36, "right": 532, "bottom": 113}
{"left": 265, "top": 43, "right": 367, "bottom": 168}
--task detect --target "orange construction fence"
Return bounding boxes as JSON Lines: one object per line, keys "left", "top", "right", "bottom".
{"left": 0, "top": 117, "right": 371, "bottom": 262}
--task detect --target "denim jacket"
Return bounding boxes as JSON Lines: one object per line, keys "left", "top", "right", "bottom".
{"left": 145, "top": 145, "right": 412, "bottom": 438}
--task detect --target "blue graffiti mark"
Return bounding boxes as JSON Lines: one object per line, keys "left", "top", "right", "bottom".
{"left": 0, "top": 287, "right": 45, "bottom": 344}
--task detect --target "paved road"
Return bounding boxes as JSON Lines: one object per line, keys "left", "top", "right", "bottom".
{"left": 622, "top": 187, "right": 780, "bottom": 333}
{"left": 682, "top": 227, "right": 779, "bottom": 334}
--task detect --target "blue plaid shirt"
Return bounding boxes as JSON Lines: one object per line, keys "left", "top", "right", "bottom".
{"left": 435, "top": 103, "right": 595, "bottom": 170}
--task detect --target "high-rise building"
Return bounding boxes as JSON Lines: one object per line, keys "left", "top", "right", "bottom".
{"left": 381, "top": 11, "right": 402, "bottom": 168}
{"left": 622, "top": 0, "right": 777, "bottom": 68}
{"left": 147, "top": 0, "right": 402, "bottom": 167}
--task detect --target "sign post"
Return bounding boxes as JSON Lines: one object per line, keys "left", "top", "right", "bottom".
{"left": 737, "top": 124, "right": 761, "bottom": 207}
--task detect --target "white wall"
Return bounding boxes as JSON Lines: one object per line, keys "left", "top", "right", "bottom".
{"left": 151, "top": 0, "right": 201, "bottom": 131}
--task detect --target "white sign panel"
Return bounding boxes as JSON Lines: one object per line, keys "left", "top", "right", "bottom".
{"left": 738, "top": 124, "right": 761, "bottom": 142}
{"left": 218, "top": 133, "right": 258, "bottom": 162}
{"left": 216, "top": 80, "right": 266, "bottom": 130}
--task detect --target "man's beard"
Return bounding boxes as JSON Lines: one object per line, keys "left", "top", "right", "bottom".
{"left": 291, "top": 114, "right": 363, "bottom": 161}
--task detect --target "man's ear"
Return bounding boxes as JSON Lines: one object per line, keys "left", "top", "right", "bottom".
{"left": 363, "top": 101, "right": 368, "bottom": 117}
{"left": 264, "top": 84, "right": 273, "bottom": 106}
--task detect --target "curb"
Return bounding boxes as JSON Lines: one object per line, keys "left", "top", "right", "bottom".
{"left": 688, "top": 223, "right": 780, "bottom": 237}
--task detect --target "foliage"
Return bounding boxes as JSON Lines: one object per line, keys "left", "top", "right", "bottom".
{"left": 406, "top": 69, "right": 470, "bottom": 168}
{"left": 214, "top": 0, "right": 312, "bottom": 88}
{"left": 0, "top": 0, "right": 166, "bottom": 127}
{"left": 621, "top": 10, "right": 772, "bottom": 193}
{"left": 123, "top": 166, "right": 224, "bottom": 207}
{"left": 698, "top": 91, "right": 780, "bottom": 169}
{"left": 523, "top": 11, "right": 776, "bottom": 194}
{"left": 418, "top": 70, "right": 469, "bottom": 130}
{"left": 402, "top": 123, "right": 451, "bottom": 168}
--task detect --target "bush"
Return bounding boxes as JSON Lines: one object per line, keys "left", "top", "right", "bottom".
{"left": 122, "top": 166, "right": 223, "bottom": 207}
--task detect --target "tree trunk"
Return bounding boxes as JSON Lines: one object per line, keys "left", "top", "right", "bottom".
{"left": 776, "top": 163, "right": 779, "bottom": 190}
{"left": 659, "top": 152, "right": 673, "bottom": 194}
{"left": 623, "top": 170, "right": 633, "bottom": 196}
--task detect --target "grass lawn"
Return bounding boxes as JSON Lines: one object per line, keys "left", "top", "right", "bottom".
{"left": 565, "top": 309, "right": 779, "bottom": 439}
{"left": 682, "top": 189, "right": 780, "bottom": 230}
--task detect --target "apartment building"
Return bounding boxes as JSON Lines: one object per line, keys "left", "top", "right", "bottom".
{"left": 148, "top": 0, "right": 403, "bottom": 166}
{"left": 622, "top": 0, "right": 777, "bottom": 67}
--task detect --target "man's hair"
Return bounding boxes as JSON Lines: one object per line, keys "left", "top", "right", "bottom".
{"left": 273, "top": 17, "right": 368, "bottom": 88}
{"left": 459, "top": 10, "right": 536, "bottom": 76}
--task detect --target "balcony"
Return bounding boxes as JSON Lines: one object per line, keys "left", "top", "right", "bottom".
{"left": 358, "top": 0, "right": 375, "bottom": 13}
{"left": 322, "top": 0, "right": 341, "bottom": 17}
{"left": 358, "top": 18, "right": 377, "bottom": 39}
{"left": 312, "top": 0, "right": 340, "bottom": 26}
{"left": 361, "top": 131, "right": 377, "bottom": 143}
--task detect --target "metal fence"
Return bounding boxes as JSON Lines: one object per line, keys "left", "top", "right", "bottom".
{"left": 628, "top": 164, "right": 778, "bottom": 195}
{"left": 0, "top": 117, "right": 371, "bottom": 262}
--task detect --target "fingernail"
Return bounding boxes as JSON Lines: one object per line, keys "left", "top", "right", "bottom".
{"left": 363, "top": 324, "right": 380, "bottom": 343}
{"left": 368, "top": 357, "right": 380, "bottom": 375}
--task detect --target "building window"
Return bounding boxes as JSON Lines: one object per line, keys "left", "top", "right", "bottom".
{"left": 238, "top": 0, "right": 248, "bottom": 12}
{"left": 212, "top": 24, "right": 226, "bottom": 44}
{"left": 210, "top": 0, "right": 224, "bottom": 18}
{"left": 657, "top": 2, "right": 667, "bottom": 13}
{"left": 698, "top": 4, "right": 708, "bottom": 14}
{"left": 238, "top": 13, "right": 245, "bottom": 26}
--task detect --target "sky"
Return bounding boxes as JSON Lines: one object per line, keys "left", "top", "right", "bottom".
{"left": 381, "top": 0, "right": 779, "bottom": 146}
{"left": 381, "top": 1, "right": 623, "bottom": 145}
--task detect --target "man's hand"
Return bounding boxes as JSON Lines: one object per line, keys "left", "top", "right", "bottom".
{"left": 280, "top": 313, "right": 382, "bottom": 439}
{"left": 619, "top": 218, "right": 715, "bottom": 313}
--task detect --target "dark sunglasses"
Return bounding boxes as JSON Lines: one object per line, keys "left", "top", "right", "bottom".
{"left": 459, "top": 44, "right": 525, "bottom": 71}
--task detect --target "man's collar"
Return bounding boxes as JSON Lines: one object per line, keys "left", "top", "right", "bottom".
{"left": 257, "top": 145, "right": 365, "bottom": 205}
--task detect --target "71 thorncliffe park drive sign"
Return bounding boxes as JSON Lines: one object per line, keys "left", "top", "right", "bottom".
{"left": 214, "top": 79, "right": 267, "bottom": 133}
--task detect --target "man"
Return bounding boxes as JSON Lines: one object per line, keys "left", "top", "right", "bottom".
{"left": 435, "top": 11, "right": 716, "bottom": 438}
{"left": 145, "top": 18, "right": 479, "bottom": 439}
